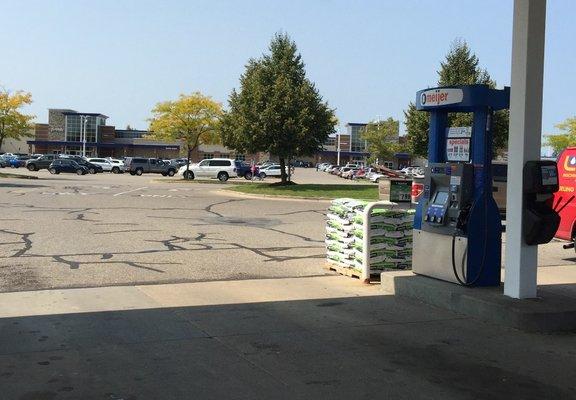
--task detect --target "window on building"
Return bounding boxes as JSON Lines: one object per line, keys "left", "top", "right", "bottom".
{"left": 203, "top": 153, "right": 214, "bottom": 159}
{"left": 349, "top": 125, "right": 367, "bottom": 152}
{"left": 65, "top": 115, "right": 99, "bottom": 143}
{"left": 115, "top": 130, "right": 146, "bottom": 139}
{"left": 64, "top": 145, "right": 81, "bottom": 155}
{"left": 324, "top": 137, "right": 336, "bottom": 147}
{"left": 235, "top": 154, "right": 246, "bottom": 161}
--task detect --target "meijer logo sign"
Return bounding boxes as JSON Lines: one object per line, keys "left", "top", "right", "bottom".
{"left": 420, "top": 88, "right": 464, "bottom": 107}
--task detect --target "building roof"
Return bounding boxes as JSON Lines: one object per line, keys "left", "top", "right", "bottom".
{"left": 60, "top": 111, "right": 109, "bottom": 118}
{"left": 27, "top": 140, "right": 179, "bottom": 149}
{"left": 345, "top": 122, "right": 367, "bottom": 127}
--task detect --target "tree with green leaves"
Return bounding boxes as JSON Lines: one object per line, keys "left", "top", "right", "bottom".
{"left": 148, "top": 92, "right": 222, "bottom": 176}
{"left": 220, "top": 33, "right": 336, "bottom": 184}
{"left": 362, "top": 117, "right": 401, "bottom": 163}
{"left": 0, "top": 88, "right": 34, "bottom": 151}
{"left": 546, "top": 117, "right": 576, "bottom": 156}
{"left": 404, "top": 39, "right": 509, "bottom": 158}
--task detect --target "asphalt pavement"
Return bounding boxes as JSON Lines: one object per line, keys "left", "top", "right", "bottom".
{"left": 0, "top": 169, "right": 333, "bottom": 292}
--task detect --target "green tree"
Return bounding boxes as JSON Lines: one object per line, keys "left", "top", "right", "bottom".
{"left": 405, "top": 39, "right": 509, "bottom": 158}
{"left": 220, "top": 33, "right": 336, "bottom": 184}
{"left": 362, "top": 117, "right": 401, "bottom": 163}
{"left": 546, "top": 117, "right": 576, "bottom": 155}
{"left": 148, "top": 92, "right": 222, "bottom": 176}
{"left": 0, "top": 88, "right": 34, "bottom": 151}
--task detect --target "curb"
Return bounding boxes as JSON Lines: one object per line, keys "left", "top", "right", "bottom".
{"left": 0, "top": 172, "right": 39, "bottom": 180}
{"left": 215, "top": 189, "right": 333, "bottom": 202}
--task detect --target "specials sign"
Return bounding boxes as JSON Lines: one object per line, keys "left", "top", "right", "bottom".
{"left": 446, "top": 138, "right": 470, "bottom": 162}
{"left": 419, "top": 88, "right": 464, "bottom": 108}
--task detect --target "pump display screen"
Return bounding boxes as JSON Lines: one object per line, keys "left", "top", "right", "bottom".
{"left": 541, "top": 165, "right": 558, "bottom": 186}
{"left": 433, "top": 191, "right": 449, "bottom": 205}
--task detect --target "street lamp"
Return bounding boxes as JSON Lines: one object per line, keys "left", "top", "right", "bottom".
{"left": 80, "top": 115, "right": 89, "bottom": 157}
{"left": 336, "top": 133, "right": 341, "bottom": 166}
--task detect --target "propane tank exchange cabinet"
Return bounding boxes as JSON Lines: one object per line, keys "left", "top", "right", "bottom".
{"left": 412, "top": 85, "right": 510, "bottom": 287}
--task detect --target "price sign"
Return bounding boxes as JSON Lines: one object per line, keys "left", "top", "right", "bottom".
{"left": 446, "top": 138, "right": 471, "bottom": 162}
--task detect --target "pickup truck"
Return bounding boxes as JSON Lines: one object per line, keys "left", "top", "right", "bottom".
{"left": 125, "top": 157, "right": 178, "bottom": 176}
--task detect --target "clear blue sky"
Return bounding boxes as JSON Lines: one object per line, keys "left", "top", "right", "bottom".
{"left": 1, "top": 0, "right": 574, "bottom": 139}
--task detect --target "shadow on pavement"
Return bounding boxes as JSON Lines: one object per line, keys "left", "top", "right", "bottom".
{"left": 1, "top": 295, "right": 575, "bottom": 400}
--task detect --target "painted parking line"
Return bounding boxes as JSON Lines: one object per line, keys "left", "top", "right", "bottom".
{"left": 113, "top": 187, "right": 148, "bottom": 197}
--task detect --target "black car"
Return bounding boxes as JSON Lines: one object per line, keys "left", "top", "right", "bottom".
{"left": 26, "top": 154, "right": 58, "bottom": 171}
{"left": 65, "top": 157, "right": 104, "bottom": 174}
{"left": 48, "top": 159, "right": 89, "bottom": 175}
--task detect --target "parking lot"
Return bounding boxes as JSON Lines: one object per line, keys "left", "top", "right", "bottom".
{"left": 0, "top": 169, "right": 335, "bottom": 292}
{"left": 0, "top": 168, "right": 573, "bottom": 293}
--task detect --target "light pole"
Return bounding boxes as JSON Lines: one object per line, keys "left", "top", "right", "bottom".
{"left": 80, "top": 115, "right": 88, "bottom": 157}
{"left": 336, "top": 134, "right": 341, "bottom": 166}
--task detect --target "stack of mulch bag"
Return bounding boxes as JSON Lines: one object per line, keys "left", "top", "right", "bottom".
{"left": 326, "top": 198, "right": 414, "bottom": 273}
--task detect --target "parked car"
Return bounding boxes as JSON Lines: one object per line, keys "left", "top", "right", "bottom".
{"left": 353, "top": 168, "right": 367, "bottom": 179}
{"left": 9, "top": 155, "right": 30, "bottom": 168}
{"left": 171, "top": 158, "right": 188, "bottom": 168}
{"left": 0, "top": 158, "right": 8, "bottom": 168}
{"left": 259, "top": 164, "right": 288, "bottom": 178}
{"left": 177, "top": 158, "right": 237, "bottom": 181}
{"left": 341, "top": 168, "right": 358, "bottom": 179}
{"left": 26, "top": 154, "right": 58, "bottom": 171}
{"left": 64, "top": 157, "right": 103, "bottom": 174}
{"left": 234, "top": 161, "right": 258, "bottom": 179}
{"left": 364, "top": 168, "right": 378, "bottom": 180}
{"left": 371, "top": 173, "right": 385, "bottom": 183}
{"left": 337, "top": 166, "right": 353, "bottom": 177}
{"left": 125, "top": 157, "right": 178, "bottom": 176}
{"left": 107, "top": 158, "right": 126, "bottom": 173}
{"left": 291, "top": 160, "right": 313, "bottom": 168}
{"left": 87, "top": 158, "right": 124, "bottom": 174}
{"left": 48, "top": 159, "right": 89, "bottom": 175}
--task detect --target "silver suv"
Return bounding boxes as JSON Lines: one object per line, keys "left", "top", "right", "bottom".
{"left": 177, "top": 158, "right": 236, "bottom": 182}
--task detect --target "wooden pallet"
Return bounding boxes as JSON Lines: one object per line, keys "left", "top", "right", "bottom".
{"left": 324, "top": 262, "right": 381, "bottom": 283}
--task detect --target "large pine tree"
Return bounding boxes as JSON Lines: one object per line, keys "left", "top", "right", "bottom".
{"left": 220, "top": 33, "right": 336, "bottom": 184}
{"left": 405, "top": 39, "right": 509, "bottom": 158}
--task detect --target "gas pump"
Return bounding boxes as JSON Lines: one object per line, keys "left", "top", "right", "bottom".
{"left": 412, "top": 85, "right": 509, "bottom": 286}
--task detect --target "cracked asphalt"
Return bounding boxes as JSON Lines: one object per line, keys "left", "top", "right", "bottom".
{"left": 0, "top": 170, "right": 331, "bottom": 292}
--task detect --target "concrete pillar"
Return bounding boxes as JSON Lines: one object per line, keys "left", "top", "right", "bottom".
{"left": 504, "top": 0, "right": 547, "bottom": 299}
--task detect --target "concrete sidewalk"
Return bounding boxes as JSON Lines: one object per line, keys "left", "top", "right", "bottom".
{"left": 1, "top": 275, "right": 576, "bottom": 400}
